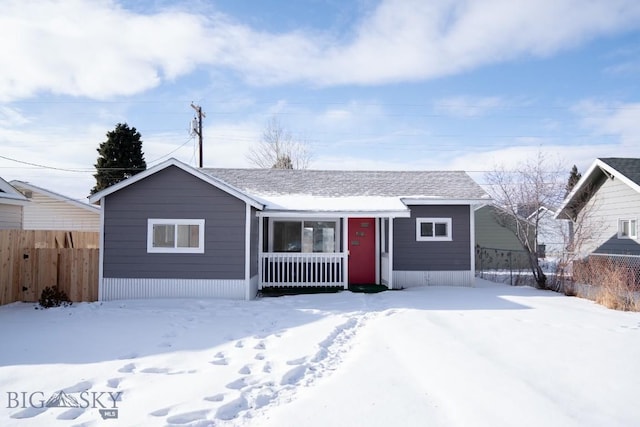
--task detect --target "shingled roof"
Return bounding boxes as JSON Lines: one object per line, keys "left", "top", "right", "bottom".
{"left": 599, "top": 158, "right": 640, "bottom": 187}
{"left": 202, "top": 168, "right": 488, "bottom": 200}
{"left": 556, "top": 157, "right": 640, "bottom": 219}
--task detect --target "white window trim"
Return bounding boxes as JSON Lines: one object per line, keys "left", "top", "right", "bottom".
{"left": 617, "top": 218, "right": 637, "bottom": 240}
{"left": 147, "top": 219, "right": 205, "bottom": 253}
{"left": 416, "top": 217, "right": 452, "bottom": 242}
{"left": 268, "top": 218, "right": 340, "bottom": 253}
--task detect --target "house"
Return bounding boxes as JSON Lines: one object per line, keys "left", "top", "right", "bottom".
{"left": 0, "top": 177, "right": 29, "bottom": 229}
{"left": 88, "top": 158, "right": 490, "bottom": 300}
{"left": 10, "top": 181, "right": 100, "bottom": 231}
{"left": 475, "top": 204, "right": 528, "bottom": 252}
{"left": 474, "top": 204, "right": 530, "bottom": 269}
{"left": 556, "top": 157, "right": 640, "bottom": 255}
{"left": 527, "top": 206, "right": 568, "bottom": 257}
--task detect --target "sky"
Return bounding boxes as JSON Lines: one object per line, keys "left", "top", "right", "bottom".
{"left": 1, "top": 0, "right": 640, "bottom": 201}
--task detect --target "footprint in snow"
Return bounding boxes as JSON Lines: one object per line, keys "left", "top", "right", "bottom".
{"left": 235, "top": 340, "right": 244, "bottom": 348}
{"left": 10, "top": 407, "right": 48, "bottom": 419}
{"left": 165, "top": 409, "right": 211, "bottom": 425}
{"left": 255, "top": 353, "right": 265, "bottom": 360}
{"left": 215, "top": 396, "right": 249, "bottom": 421}
{"left": 226, "top": 377, "right": 250, "bottom": 390}
{"left": 204, "top": 394, "right": 225, "bottom": 402}
{"left": 118, "top": 363, "right": 136, "bottom": 373}
{"left": 281, "top": 365, "right": 307, "bottom": 385}
{"left": 238, "top": 365, "right": 251, "bottom": 375}
{"left": 287, "top": 357, "right": 307, "bottom": 366}
{"left": 107, "top": 377, "right": 122, "bottom": 388}
{"left": 141, "top": 367, "right": 170, "bottom": 374}
{"left": 150, "top": 407, "right": 172, "bottom": 417}
{"left": 254, "top": 341, "right": 266, "bottom": 350}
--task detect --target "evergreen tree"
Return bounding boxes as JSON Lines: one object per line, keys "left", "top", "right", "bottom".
{"left": 272, "top": 154, "right": 293, "bottom": 169}
{"left": 91, "top": 123, "right": 147, "bottom": 194}
{"left": 565, "top": 165, "right": 582, "bottom": 197}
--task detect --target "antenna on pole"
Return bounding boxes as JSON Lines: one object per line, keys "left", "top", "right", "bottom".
{"left": 190, "top": 103, "right": 206, "bottom": 168}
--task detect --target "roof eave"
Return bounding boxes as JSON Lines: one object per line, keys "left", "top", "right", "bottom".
{"left": 257, "top": 209, "right": 411, "bottom": 218}
{"left": 87, "top": 158, "right": 264, "bottom": 210}
{"left": 401, "top": 197, "right": 492, "bottom": 205}
{"left": 554, "top": 158, "right": 640, "bottom": 219}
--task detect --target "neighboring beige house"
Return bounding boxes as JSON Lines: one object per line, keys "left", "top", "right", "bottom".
{"left": 0, "top": 177, "right": 29, "bottom": 229}
{"left": 10, "top": 181, "right": 100, "bottom": 231}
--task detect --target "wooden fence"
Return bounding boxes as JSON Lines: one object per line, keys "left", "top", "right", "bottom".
{"left": 0, "top": 230, "right": 99, "bottom": 305}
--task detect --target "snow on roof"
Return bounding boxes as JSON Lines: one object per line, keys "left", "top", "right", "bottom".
{"left": 256, "top": 194, "right": 410, "bottom": 214}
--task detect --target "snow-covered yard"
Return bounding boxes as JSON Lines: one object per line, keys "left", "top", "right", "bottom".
{"left": 1, "top": 279, "right": 639, "bottom": 427}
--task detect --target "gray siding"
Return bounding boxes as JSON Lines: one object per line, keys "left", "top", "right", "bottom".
{"left": 583, "top": 177, "right": 640, "bottom": 255}
{"left": 103, "top": 166, "right": 247, "bottom": 279}
{"left": 0, "top": 204, "right": 22, "bottom": 229}
{"left": 393, "top": 205, "right": 470, "bottom": 271}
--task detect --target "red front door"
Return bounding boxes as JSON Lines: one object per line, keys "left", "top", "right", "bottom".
{"left": 348, "top": 218, "right": 376, "bottom": 285}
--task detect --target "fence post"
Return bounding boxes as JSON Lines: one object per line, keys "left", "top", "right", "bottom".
{"left": 509, "top": 251, "right": 513, "bottom": 286}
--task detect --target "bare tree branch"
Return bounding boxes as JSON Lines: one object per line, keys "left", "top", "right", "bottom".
{"left": 246, "top": 117, "right": 312, "bottom": 169}
{"left": 485, "top": 151, "right": 565, "bottom": 289}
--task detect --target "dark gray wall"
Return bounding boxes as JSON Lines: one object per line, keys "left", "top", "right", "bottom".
{"left": 103, "top": 166, "right": 247, "bottom": 279}
{"left": 393, "top": 205, "right": 470, "bottom": 271}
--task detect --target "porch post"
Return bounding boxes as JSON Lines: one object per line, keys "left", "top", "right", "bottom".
{"left": 469, "top": 204, "right": 476, "bottom": 287}
{"left": 375, "top": 218, "right": 381, "bottom": 284}
{"left": 244, "top": 203, "right": 252, "bottom": 300}
{"left": 387, "top": 216, "right": 394, "bottom": 289}
{"left": 258, "top": 215, "right": 264, "bottom": 290}
{"left": 343, "top": 217, "right": 349, "bottom": 289}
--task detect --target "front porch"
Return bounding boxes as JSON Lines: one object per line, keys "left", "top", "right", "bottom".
{"left": 257, "top": 215, "right": 397, "bottom": 289}
{"left": 260, "top": 252, "right": 348, "bottom": 287}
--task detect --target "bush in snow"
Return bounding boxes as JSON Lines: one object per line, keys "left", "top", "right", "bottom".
{"left": 38, "top": 286, "right": 72, "bottom": 309}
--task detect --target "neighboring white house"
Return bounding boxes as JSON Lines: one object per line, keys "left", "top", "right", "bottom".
{"left": 527, "top": 206, "right": 569, "bottom": 257}
{"left": 0, "top": 177, "right": 29, "bottom": 229}
{"left": 10, "top": 181, "right": 100, "bottom": 231}
{"left": 556, "top": 157, "right": 640, "bottom": 256}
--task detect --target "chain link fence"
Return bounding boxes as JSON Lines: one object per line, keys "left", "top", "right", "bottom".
{"left": 568, "top": 253, "right": 640, "bottom": 310}
{"left": 476, "top": 246, "right": 640, "bottom": 310}
{"left": 475, "top": 246, "right": 537, "bottom": 286}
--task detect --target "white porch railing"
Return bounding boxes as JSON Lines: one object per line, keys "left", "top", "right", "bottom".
{"left": 260, "top": 252, "right": 347, "bottom": 287}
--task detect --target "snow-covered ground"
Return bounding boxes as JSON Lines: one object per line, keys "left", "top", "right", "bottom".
{"left": 1, "top": 279, "right": 639, "bottom": 427}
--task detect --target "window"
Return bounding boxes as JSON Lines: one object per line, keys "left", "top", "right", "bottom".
{"left": 416, "top": 218, "right": 452, "bottom": 241}
{"left": 147, "top": 219, "right": 205, "bottom": 253}
{"left": 618, "top": 219, "right": 637, "bottom": 239}
{"left": 272, "top": 220, "right": 337, "bottom": 252}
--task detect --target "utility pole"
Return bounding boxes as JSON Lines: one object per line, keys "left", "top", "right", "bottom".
{"left": 190, "top": 103, "right": 206, "bottom": 167}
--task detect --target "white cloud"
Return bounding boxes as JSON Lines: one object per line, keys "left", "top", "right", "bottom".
{"left": 0, "top": 106, "right": 29, "bottom": 126}
{"left": 0, "top": 0, "right": 209, "bottom": 101}
{"left": 3, "top": 0, "right": 640, "bottom": 101}
{"left": 574, "top": 100, "right": 640, "bottom": 148}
